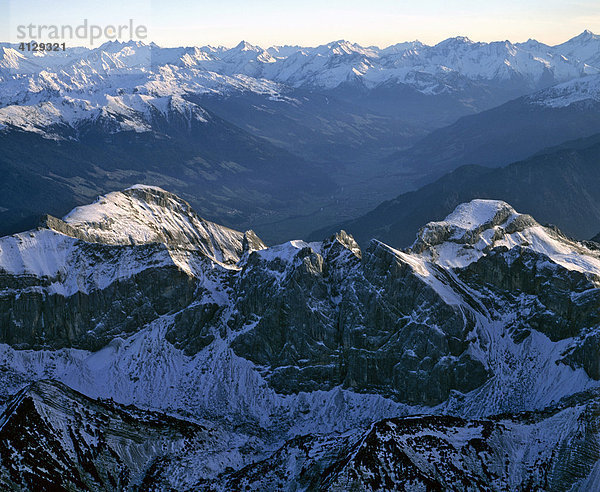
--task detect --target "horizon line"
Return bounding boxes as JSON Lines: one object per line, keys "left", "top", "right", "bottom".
{"left": 2, "top": 29, "right": 597, "bottom": 52}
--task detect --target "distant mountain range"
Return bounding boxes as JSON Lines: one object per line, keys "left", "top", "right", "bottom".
{"left": 4, "top": 30, "right": 600, "bottom": 92}
{"left": 2, "top": 31, "right": 600, "bottom": 132}
{"left": 2, "top": 31, "right": 600, "bottom": 243}
{"left": 4, "top": 30, "right": 600, "bottom": 491}
{"left": 6, "top": 25, "right": 600, "bottom": 491}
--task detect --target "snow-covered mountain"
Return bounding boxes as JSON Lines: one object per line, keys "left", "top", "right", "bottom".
{"left": 1, "top": 187, "right": 600, "bottom": 488}
{"left": 1, "top": 31, "right": 600, "bottom": 137}
{"left": 528, "top": 72, "right": 600, "bottom": 107}
{"left": 0, "top": 41, "right": 287, "bottom": 137}
{"left": 4, "top": 32, "right": 600, "bottom": 90}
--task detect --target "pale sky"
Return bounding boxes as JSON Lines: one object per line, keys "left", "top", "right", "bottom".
{"left": 1, "top": 0, "right": 599, "bottom": 48}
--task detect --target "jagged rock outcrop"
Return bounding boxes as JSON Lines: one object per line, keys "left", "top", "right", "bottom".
{"left": 0, "top": 259, "right": 199, "bottom": 350}
{"left": 2, "top": 190, "right": 600, "bottom": 489}
{"left": 3, "top": 193, "right": 600, "bottom": 406}
{"left": 231, "top": 234, "right": 487, "bottom": 405}
{"left": 0, "top": 186, "right": 256, "bottom": 351}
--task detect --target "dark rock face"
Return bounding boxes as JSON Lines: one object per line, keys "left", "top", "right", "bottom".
{"left": 5, "top": 191, "right": 600, "bottom": 489}
{"left": 215, "top": 390, "right": 600, "bottom": 492}
{"left": 166, "top": 302, "right": 221, "bottom": 355}
{"left": 458, "top": 246, "right": 600, "bottom": 342}
{"left": 0, "top": 380, "right": 204, "bottom": 491}
{"left": 0, "top": 186, "right": 252, "bottom": 351}
{"left": 231, "top": 233, "right": 489, "bottom": 405}
{"left": 6, "top": 208, "right": 600, "bottom": 409}
{"left": 1, "top": 218, "right": 491, "bottom": 406}
{"left": 563, "top": 329, "right": 600, "bottom": 380}
{"left": 0, "top": 255, "right": 199, "bottom": 351}
{"left": 5, "top": 191, "right": 600, "bottom": 412}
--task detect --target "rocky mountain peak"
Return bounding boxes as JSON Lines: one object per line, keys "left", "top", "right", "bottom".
{"left": 568, "top": 29, "right": 599, "bottom": 43}
{"left": 411, "top": 198, "right": 600, "bottom": 279}
{"left": 322, "top": 230, "right": 362, "bottom": 260}
{"left": 413, "top": 199, "right": 524, "bottom": 250}
{"left": 60, "top": 184, "right": 263, "bottom": 266}
{"left": 4, "top": 188, "right": 600, "bottom": 488}
{"left": 234, "top": 40, "right": 260, "bottom": 52}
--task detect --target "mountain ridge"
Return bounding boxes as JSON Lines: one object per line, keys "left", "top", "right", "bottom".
{"left": 2, "top": 187, "right": 600, "bottom": 487}
{"left": 2, "top": 30, "right": 600, "bottom": 137}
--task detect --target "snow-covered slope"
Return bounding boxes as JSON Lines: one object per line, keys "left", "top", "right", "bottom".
{"left": 62, "top": 185, "right": 264, "bottom": 265}
{"left": 213, "top": 392, "right": 600, "bottom": 491}
{"left": 528, "top": 73, "right": 600, "bottom": 107}
{"left": 1, "top": 191, "right": 599, "bottom": 405}
{"left": 0, "top": 186, "right": 262, "bottom": 298}
{"left": 1, "top": 31, "right": 600, "bottom": 137}
{"left": 413, "top": 199, "right": 600, "bottom": 274}
{"left": 2, "top": 190, "right": 600, "bottom": 488}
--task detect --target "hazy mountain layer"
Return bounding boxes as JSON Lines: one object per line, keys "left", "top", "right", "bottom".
{"left": 315, "top": 133, "right": 600, "bottom": 248}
